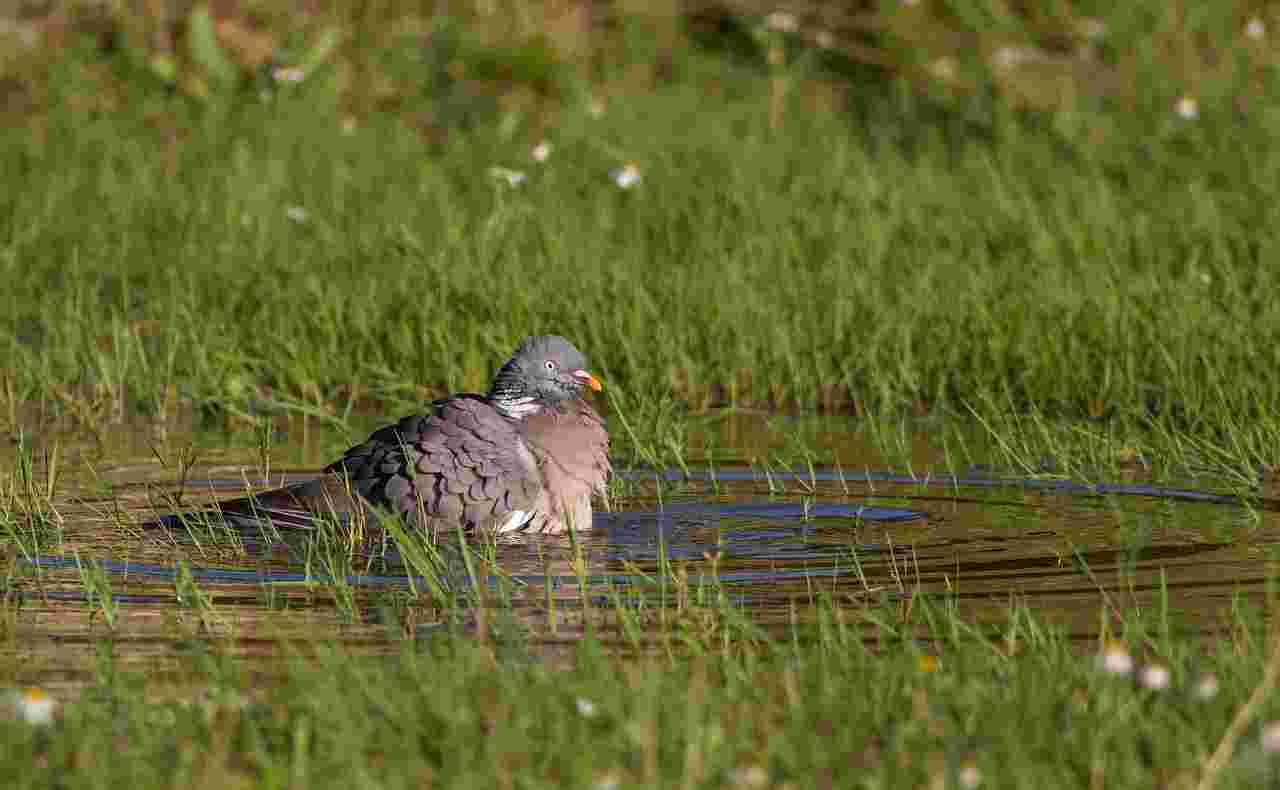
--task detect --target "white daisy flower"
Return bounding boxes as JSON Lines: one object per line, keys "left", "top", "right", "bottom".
{"left": 1138, "top": 664, "right": 1171, "bottom": 691}
{"left": 611, "top": 164, "right": 641, "bottom": 190}
{"left": 1098, "top": 642, "right": 1134, "bottom": 676}
{"left": 1247, "top": 18, "right": 1267, "bottom": 40}
{"left": 1175, "top": 96, "right": 1199, "bottom": 121}
{"left": 575, "top": 697, "right": 597, "bottom": 717}
{"left": 532, "top": 141, "right": 553, "bottom": 163}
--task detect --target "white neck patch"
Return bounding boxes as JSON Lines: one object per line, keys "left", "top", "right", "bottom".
{"left": 495, "top": 396, "right": 541, "bottom": 419}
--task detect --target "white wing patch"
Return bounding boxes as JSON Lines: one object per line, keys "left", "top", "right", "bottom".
{"left": 497, "top": 509, "right": 531, "bottom": 534}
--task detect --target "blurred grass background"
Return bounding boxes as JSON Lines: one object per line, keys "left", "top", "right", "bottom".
{"left": 2, "top": 1, "right": 1280, "bottom": 449}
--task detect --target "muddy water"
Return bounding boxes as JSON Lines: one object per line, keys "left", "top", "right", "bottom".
{"left": 0, "top": 413, "right": 1273, "bottom": 689}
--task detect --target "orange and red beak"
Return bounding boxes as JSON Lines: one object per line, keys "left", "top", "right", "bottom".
{"left": 572, "top": 369, "right": 603, "bottom": 392}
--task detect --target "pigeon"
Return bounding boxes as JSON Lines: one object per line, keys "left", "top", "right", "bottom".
{"left": 161, "top": 335, "right": 608, "bottom": 536}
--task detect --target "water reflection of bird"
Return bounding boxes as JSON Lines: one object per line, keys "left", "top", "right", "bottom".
{"left": 155, "top": 336, "right": 608, "bottom": 537}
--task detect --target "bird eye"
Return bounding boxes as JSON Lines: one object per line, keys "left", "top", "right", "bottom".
{"left": 545, "top": 360, "right": 556, "bottom": 371}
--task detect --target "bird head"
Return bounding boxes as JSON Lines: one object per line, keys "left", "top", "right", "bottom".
{"left": 488, "top": 335, "right": 602, "bottom": 413}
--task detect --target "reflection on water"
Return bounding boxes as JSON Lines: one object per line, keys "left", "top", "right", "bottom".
{"left": 0, "top": 414, "right": 1273, "bottom": 688}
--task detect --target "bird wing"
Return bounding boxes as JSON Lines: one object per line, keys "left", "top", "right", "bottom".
{"left": 326, "top": 394, "right": 545, "bottom": 532}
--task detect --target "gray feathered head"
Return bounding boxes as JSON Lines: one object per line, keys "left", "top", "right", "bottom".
{"left": 488, "top": 335, "right": 602, "bottom": 409}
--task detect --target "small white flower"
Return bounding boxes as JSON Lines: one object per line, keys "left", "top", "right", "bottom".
{"left": 11, "top": 688, "right": 56, "bottom": 725}
{"left": 588, "top": 99, "right": 605, "bottom": 119}
{"left": 1247, "top": 18, "right": 1267, "bottom": 40}
{"left": 272, "top": 67, "right": 307, "bottom": 84}
{"left": 611, "top": 164, "right": 642, "bottom": 190}
{"left": 488, "top": 167, "right": 528, "bottom": 187}
{"left": 1099, "top": 642, "right": 1134, "bottom": 676}
{"left": 285, "top": 206, "right": 309, "bottom": 224}
{"left": 958, "top": 761, "right": 982, "bottom": 789}
{"left": 576, "top": 697, "right": 597, "bottom": 717}
{"left": 531, "top": 141, "right": 553, "bottom": 163}
{"left": 341, "top": 117, "right": 358, "bottom": 136}
{"left": 1194, "top": 674, "right": 1219, "bottom": 700}
{"left": 1175, "top": 96, "right": 1199, "bottom": 121}
{"left": 765, "top": 11, "right": 799, "bottom": 34}
{"left": 1262, "top": 721, "right": 1280, "bottom": 753}
{"left": 1139, "top": 663, "right": 1171, "bottom": 691}
{"left": 815, "top": 31, "right": 834, "bottom": 49}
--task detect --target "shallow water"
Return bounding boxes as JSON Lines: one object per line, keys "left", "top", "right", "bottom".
{"left": 1, "top": 412, "right": 1274, "bottom": 689}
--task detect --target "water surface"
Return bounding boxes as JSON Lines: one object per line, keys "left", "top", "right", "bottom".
{"left": 1, "top": 413, "right": 1272, "bottom": 689}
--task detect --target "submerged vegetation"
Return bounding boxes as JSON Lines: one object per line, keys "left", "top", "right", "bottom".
{"left": 6, "top": 1, "right": 1280, "bottom": 786}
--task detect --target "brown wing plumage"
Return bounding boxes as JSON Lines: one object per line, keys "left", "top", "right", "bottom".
{"left": 158, "top": 396, "right": 608, "bottom": 537}
{"left": 324, "top": 395, "right": 544, "bottom": 531}
{"left": 189, "top": 395, "right": 544, "bottom": 534}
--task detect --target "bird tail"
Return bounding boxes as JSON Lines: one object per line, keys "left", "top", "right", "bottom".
{"left": 145, "top": 481, "right": 342, "bottom": 534}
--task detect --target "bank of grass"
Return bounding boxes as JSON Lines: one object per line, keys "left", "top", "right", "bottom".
{"left": 5, "top": 591, "right": 1280, "bottom": 788}
{"left": 4, "top": 5, "right": 1280, "bottom": 469}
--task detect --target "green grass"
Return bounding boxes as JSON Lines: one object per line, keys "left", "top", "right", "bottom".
{"left": 5, "top": 589, "right": 1280, "bottom": 788}
{"left": 4, "top": 5, "right": 1280, "bottom": 477}
{"left": 7, "top": 5, "right": 1280, "bottom": 786}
